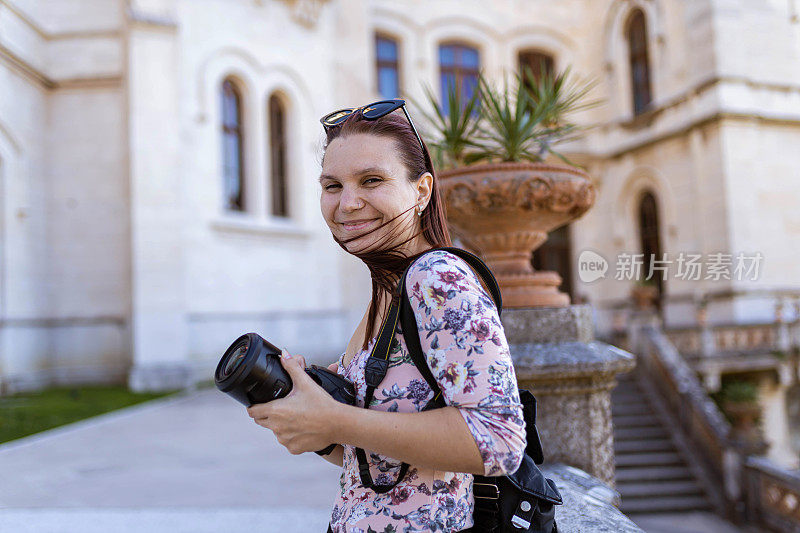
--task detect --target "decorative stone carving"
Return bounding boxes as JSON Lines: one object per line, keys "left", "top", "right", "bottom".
{"left": 274, "top": 0, "right": 329, "bottom": 27}
{"left": 439, "top": 162, "right": 595, "bottom": 308}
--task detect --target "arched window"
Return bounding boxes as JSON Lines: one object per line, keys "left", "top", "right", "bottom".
{"left": 518, "top": 50, "right": 554, "bottom": 85}
{"left": 375, "top": 34, "right": 400, "bottom": 99}
{"left": 626, "top": 9, "right": 653, "bottom": 115}
{"left": 268, "top": 94, "right": 288, "bottom": 218}
{"left": 638, "top": 191, "right": 663, "bottom": 304}
{"left": 221, "top": 78, "right": 245, "bottom": 211}
{"left": 439, "top": 42, "right": 480, "bottom": 110}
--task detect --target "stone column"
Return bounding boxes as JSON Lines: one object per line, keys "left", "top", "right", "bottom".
{"left": 697, "top": 300, "right": 716, "bottom": 358}
{"left": 126, "top": 6, "right": 191, "bottom": 391}
{"left": 502, "top": 304, "right": 635, "bottom": 486}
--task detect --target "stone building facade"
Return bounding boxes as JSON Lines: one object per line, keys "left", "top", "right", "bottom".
{"left": 1, "top": 0, "right": 799, "bottom": 393}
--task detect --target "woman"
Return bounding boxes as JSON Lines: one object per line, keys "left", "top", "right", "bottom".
{"left": 246, "top": 102, "right": 526, "bottom": 533}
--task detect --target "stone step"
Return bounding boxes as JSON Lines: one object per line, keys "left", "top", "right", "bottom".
{"left": 618, "top": 479, "right": 705, "bottom": 498}
{"left": 612, "top": 388, "right": 642, "bottom": 398}
{"left": 610, "top": 392, "right": 645, "bottom": 405}
{"left": 614, "top": 426, "right": 671, "bottom": 440}
{"left": 611, "top": 403, "right": 654, "bottom": 416}
{"left": 615, "top": 451, "right": 683, "bottom": 467}
{"left": 615, "top": 465, "right": 694, "bottom": 483}
{"left": 612, "top": 414, "right": 662, "bottom": 429}
{"left": 614, "top": 439, "right": 675, "bottom": 454}
{"left": 620, "top": 495, "right": 712, "bottom": 514}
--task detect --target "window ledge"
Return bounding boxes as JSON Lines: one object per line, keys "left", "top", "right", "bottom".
{"left": 210, "top": 214, "right": 311, "bottom": 238}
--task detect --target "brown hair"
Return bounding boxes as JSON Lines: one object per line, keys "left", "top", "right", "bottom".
{"left": 322, "top": 110, "right": 452, "bottom": 351}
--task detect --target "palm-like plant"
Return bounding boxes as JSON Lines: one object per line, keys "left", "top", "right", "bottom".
{"left": 520, "top": 64, "right": 602, "bottom": 163}
{"left": 467, "top": 71, "right": 554, "bottom": 163}
{"left": 418, "top": 64, "right": 602, "bottom": 168}
{"left": 414, "top": 82, "right": 481, "bottom": 169}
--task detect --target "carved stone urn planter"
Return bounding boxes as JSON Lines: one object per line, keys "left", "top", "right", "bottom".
{"left": 439, "top": 162, "right": 595, "bottom": 308}
{"left": 723, "top": 400, "right": 768, "bottom": 455}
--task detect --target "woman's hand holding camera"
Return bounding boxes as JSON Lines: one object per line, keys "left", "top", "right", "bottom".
{"left": 246, "top": 349, "right": 342, "bottom": 455}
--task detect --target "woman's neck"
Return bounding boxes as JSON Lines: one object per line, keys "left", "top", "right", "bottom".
{"left": 397, "top": 233, "right": 435, "bottom": 258}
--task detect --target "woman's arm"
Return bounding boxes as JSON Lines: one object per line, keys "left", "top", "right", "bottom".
{"left": 330, "top": 403, "right": 485, "bottom": 474}
{"left": 319, "top": 443, "right": 344, "bottom": 467}
{"left": 246, "top": 354, "right": 481, "bottom": 472}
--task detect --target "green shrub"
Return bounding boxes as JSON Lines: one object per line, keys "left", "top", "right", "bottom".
{"left": 720, "top": 380, "right": 758, "bottom": 404}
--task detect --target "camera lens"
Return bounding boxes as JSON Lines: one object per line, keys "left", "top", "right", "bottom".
{"left": 215, "top": 333, "right": 290, "bottom": 406}
{"left": 222, "top": 341, "right": 248, "bottom": 377}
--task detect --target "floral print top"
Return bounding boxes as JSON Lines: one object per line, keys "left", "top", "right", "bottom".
{"left": 329, "top": 250, "right": 527, "bottom": 533}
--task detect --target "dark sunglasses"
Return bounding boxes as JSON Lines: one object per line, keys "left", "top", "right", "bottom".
{"left": 319, "top": 99, "right": 425, "bottom": 152}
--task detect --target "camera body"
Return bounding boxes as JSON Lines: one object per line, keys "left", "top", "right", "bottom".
{"left": 215, "top": 332, "right": 356, "bottom": 455}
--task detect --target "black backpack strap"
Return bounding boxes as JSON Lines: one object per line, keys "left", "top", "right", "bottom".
{"left": 401, "top": 294, "right": 447, "bottom": 410}
{"left": 355, "top": 299, "right": 413, "bottom": 493}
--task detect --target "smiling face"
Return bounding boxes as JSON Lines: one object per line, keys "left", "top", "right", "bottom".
{"left": 320, "top": 133, "right": 432, "bottom": 255}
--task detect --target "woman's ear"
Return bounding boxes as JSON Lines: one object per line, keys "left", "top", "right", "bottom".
{"left": 416, "top": 172, "right": 433, "bottom": 208}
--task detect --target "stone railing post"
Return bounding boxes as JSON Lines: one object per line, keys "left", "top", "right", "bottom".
{"left": 502, "top": 304, "right": 636, "bottom": 486}
{"left": 697, "top": 299, "right": 716, "bottom": 358}
{"left": 775, "top": 299, "right": 791, "bottom": 353}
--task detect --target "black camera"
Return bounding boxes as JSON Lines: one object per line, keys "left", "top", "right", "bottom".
{"left": 214, "top": 332, "right": 356, "bottom": 455}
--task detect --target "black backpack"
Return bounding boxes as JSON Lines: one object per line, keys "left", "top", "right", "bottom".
{"left": 355, "top": 246, "right": 563, "bottom": 532}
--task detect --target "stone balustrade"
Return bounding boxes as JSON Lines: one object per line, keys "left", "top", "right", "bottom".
{"left": 543, "top": 463, "right": 643, "bottom": 532}
{"left": 630, "top": 313, "right": 800, "bottom": 530}
{"left": 744, "top": 455, "right": 800, "bottom": 532}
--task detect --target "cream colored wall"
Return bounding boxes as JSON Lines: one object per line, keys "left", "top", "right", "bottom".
{"left": 0, "top": 0, "right": 129, "bottom": 391}
{"left": 572, "top": 123, "right": 733, "bottom": 330}
{"left": 0, "top": 62, "right": 50, "bottom": 384}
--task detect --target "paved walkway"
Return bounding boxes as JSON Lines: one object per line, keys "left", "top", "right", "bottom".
{"left": 0, "top": 388, "right": 339, "bottom": 532}
{"left": 0, "top": 387, "right": 749, "bottom": 532}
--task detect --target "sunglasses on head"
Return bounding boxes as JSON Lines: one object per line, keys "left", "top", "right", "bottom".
{"left": 319, "top": 98, "right": 425, "bottom": 152}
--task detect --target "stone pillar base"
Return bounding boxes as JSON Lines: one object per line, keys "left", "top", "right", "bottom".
{"left": 502, "top": 304, "right": 636, "bottom": 486}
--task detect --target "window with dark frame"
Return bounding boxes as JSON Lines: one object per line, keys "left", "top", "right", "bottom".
{"left": 638, "top": 190, "right": 664, "bottom": 307}
{"left": 221, "top": 78, "right": 245, "bottom": 211}
{"left": 375, "top": 34, "right": 400, "bottom": 99}
{"left": 518, "top": 50, "right": 555, "bottom": 116}
{"left": 439, "top": 42, "right": 480, "bottom": 111}
{"left": 268, "top": 94, "right": 288, "bottom": 218}
{"left": 532, "top": 225, "right": 574, "bottom": 302}
{"left": 626, "top": 9, "right": 653, "bottom": 116}
{"left": 518, "top": 50, "right": 554, "bottom": 85}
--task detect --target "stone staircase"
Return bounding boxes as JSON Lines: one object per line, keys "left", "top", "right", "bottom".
{"left": 612, "top": 372, "right": 713, "bottom": 514}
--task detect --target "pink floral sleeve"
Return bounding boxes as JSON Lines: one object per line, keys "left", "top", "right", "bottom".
{"left": 406, "top": 250, "right": 527, "bottom": 477}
